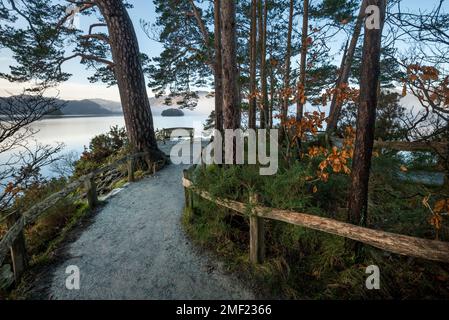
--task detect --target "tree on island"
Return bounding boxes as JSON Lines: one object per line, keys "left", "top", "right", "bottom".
{"left": 161, "top": 108, "right": 185, "bottom": 117}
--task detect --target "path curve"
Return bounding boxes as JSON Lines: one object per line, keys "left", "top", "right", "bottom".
{"left": 44, "top": 163, "right": 254, "bottom": 299}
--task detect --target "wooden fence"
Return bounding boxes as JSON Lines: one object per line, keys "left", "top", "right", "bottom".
{"left": 0, "top": 151, "right": 163, "bottom": 283}
{"left": 182, "top": 173, "right": 449, "bottom": 264}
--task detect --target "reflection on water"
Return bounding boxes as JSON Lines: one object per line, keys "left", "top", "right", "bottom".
{"left": 0, "top": 115, "right": 207, "bottom": 178}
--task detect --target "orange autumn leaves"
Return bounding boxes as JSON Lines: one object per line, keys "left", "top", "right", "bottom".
{"left": 431, "top": 199, "right": 449, "bottom": 232}
{"left": 423, "top": 195, "right": 449, "bottom": 238}
{"left": 283, "top": 111, "right": 326, "bottom": 144}
{"left": 318, "top": 82, "right": 359, "bottom": 107}
{"left": 402, "top": 64, "right": 449, "bottom": 108}
{"left": 4, "top": 182, "right": 21, "bottom": 196}
{"left": 306, "top": 126, "right": 355, "bottom": 192}
{"left": 277, "top": 74, "right": 359, "bottom": 108}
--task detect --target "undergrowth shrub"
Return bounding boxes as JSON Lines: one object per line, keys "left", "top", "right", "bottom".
{"left": 74, "top": 126, "right": 129, "bottom": 177}
{"left": 183, "top": 152, "right": 449, "bottom": 299}
{"left": 11, "top": 178, "right": 89, "bottom": 260}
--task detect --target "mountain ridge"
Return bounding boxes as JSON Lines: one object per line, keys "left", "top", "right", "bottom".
{"left": 1, "top": 91, "right": 215, "bottom": 116}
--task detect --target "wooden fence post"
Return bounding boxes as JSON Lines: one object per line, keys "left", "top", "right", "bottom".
{"left": 6, "top": 211, "right": 28, "bottom": 282}
{"left": 182, "top": 170, "right": 194, "bottom": 209}
{"left": 85, "top": 175, "right": 98, "bottom": 209}
{"left": 182, "top": 170, "right": 190, "bottom": 209}
{"left": 128, "top": 156, "right": 135, "bottom": 182}
{"left": 249, "top": 192, "right": 265, "bottom": 264}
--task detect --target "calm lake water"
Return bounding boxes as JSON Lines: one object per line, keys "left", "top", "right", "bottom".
{"left": 1, "top": 114, "right": 207, "bottom": 178}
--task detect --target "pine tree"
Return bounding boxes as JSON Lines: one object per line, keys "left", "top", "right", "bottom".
{"left": 348, "top": 0, "right": 386, "bottom": 240}
{"left": 0, "top": 0, "right": 165, "bottom": 162}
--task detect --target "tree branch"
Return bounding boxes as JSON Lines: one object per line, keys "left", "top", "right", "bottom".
{"left": 57, "top": 53, "right": 114, "bottom": 71}
{"left": 80, "top": 33, "right": 110, "bottom": 43}
{"left": 188, "top": 0, "right": 210, "bottom": 46}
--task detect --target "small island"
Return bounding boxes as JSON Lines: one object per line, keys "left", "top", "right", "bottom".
{"left": 161, "top": 108, "right": 184, "bottom": 117}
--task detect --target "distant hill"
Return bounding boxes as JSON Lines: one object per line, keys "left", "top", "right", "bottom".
{"left": 1, "top": 91, "right": 216, "bottom": 117}
{"left": 89, "top": 98, "right": 123, "bottom": 114}
{"left": 2, "top": 89, "right": 424, "bottom": 119}
{"left": 60, "top": 99, "right": 122, "bottom": 115}
{"left": 0, "top": 96, "right": 123, "bottom": 116}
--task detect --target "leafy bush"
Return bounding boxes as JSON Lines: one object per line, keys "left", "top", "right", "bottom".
{"left": 184, "top": 152, "right": 449, "bottom": 299}
{"left": 74, "top": 126, "right": 128, "bottom": 177}
{"left": 10, "top": 178, "right": 87, "bottom": 258}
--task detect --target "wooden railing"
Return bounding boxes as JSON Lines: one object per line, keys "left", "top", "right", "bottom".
{"left": 0, "top": 151, "right": 163, "bottom": 283}
{"left": 182, "top": 174, "right": 449, "bottom": 264}
{"left": 331, "top": 136, "right": 448, "bottom": 155}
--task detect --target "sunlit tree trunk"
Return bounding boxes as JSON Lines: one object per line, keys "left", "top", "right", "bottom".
{"left": 258, "top": 0, "right": 268, "bottom": 128}
{"left": 248, "top": 0, "right": 258, "bottom": 129}
{"left": 281, "top": 0, "right": 294, "bottom": 142}
{"left": 214, "top": 0, "right": 224, "bottom": 132}
{"left": 220, "top": 0, "right": 240, "bottom": 130}
{"left": 269, "top": 66, "right": 275, "bottom": 128}
{"left": 96, "top": 0, "right": 165, "bottom": 162}
{"left": 326, "top": 0, "right": 368, "bottom": 135}
{"left": 296, "top": 0, "right": 309, "bottom": 121}
{"left": 348, "top": 0, "right": 386, "bottom": 231}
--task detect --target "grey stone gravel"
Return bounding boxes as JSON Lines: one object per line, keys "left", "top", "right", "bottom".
{"left": 45, "top": 163, "right": 254, "bottom": 300}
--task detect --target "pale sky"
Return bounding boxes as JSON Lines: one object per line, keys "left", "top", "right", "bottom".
{"left": 0, "top": 0, "right": 163, "bottom": 101}
{"left": 0, "top": 0, "right": 441, "bottom": 102}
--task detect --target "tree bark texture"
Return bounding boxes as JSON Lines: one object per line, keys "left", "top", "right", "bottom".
{"left": 96, "top": 0, "right": 164, "bottom": 162}
{"left": 280, "top": 0, "right": 294, "bottom": 142}
{"left": 296, "top": 0, "right": 309, "bottom": 121}
{"left": 348, "top": 0, "right": 386, "bottom": 226}
{"left": 258, "top": 0, "right": 269, "bottom": 128}
{"left": 326, "top": 0, "right": 368, "bottom": 134}
{"left": 220, "top": 0, "right": 240, "bottom": 130}
{"left": 214, "top": 0, "right": 224, "bottom": 132}
{"left": 248, "top": 0, "right": 258, "bottom": 129}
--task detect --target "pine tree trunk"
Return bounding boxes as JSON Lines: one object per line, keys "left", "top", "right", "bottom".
{"left": 249, "top": 0, "right": 258, "bottom": 129}
{"left": 96, "top": 0, "right": 164, "bottom": 162}
{"left": 281, "top": 0, "right": 294, "bottom": 141}
{"left": 214, "top": 0, "right": 224, "bottom": 132}
{"left": 296, "top": 0, "right": 309, "bottom": 121}
{"left": 326, "top": 0, "right": 368, "bottom": 135}
{"left": 259, "top": 0, "right": 269, "bottom": 129}
{"left": 348, "top": 0, "right": 386, "bottom": 228}
{"left": 269, "top": 64, "right": 275, "bottom": 128}
{"left": 189, "top": 0, "right": 223, "bottom": 132}
{"left": 220, "top": 0, "right": 240, "bottom": 130}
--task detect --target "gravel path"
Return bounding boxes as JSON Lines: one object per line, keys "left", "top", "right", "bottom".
{"left": 44, "top": 162, "right": 254, "bottom": 300}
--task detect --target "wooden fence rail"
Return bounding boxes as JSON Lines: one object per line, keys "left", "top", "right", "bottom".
{"left": 331, "top": 137, "right": 448, "bottom": 155}
{"left": 182, "top": 175, "right": 449, "bottom": 264}
{"left": 0, "top": 151, "right": 162, "bottom": 283}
